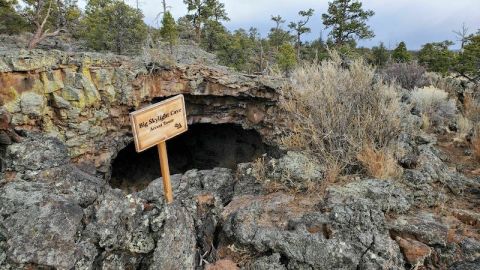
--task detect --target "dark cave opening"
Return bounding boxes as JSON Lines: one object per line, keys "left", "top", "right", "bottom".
{"left": 110, "top": 123, "right": 270, "bottom": 191}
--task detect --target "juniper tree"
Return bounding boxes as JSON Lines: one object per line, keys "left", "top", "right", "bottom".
{"left": 277, "top": 43, "right": 297, "bottom": 76}
{"left": 160, "top": 11, "right": 178, "bottom": 54}
{"left": 81, "top": 0, "right": 147, "bottom": 54}
{"left": 455, "top": 33, "right": 480, "bottom": 84}
{"left": 418, "top": 41, "right": 454, "bottom": 75}
{"left": 371, "top": 42, "right": 389, "bottom": 67}
{"left": 23, "top": 0, "right": 64, "bottom": 49}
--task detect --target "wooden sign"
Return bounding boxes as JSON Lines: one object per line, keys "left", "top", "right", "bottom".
{"left": 130, "top": 94, "right": 188, "bottom": 152}
{"left": 129, "top": 95, "right": 188, "bottom": 203}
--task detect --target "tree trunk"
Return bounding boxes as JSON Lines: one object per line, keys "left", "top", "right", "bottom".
{"left": 296, "top": 33, "right": 301, "bottom": 60}
{"left": 28, "top": 29, "right": 44, "bottom": 49}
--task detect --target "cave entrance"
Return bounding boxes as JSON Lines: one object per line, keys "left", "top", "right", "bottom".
{"left": 110, "top": 123, "right": 269, "bottom": 191}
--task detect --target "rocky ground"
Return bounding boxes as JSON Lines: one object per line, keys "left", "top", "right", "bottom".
{"left": 0, "top": 48, "right": 479, "bottom": 269}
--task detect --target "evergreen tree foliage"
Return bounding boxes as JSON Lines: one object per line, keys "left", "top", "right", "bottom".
{"left": 81, "top": 0, "right": 147, "bottom": 54}
{"left": 216, "top": 28, "right": 256, "bottom": 72}
{"left": 371, "top": 42, "right": 389, "bottom": 67}
{"left": 322, "top": 0, "right": 375, "bottom": 45}
{"left": 392, "top": 41, "right": 411, "bottom": 63}
{"left": 201, "top": 19, "right": 229, "bottom": 52}
{"left": 455, "top": 33, "right": 480, "bottom": 83}
{"left": 160, "top": 11, "right": 178, "bottom": 53}
{"left": 183, "top": 0, "right": 229, "bottom": 43}
{"left": 0, "top": 0, "right": 29, "bottom": 34}
{"left": 418, "top": 40, "right": 454, "bottom": 75}
{"left": 177, "top": 16, "right": 195, "bottom": 40}
{"left": 276, "top": 43, "right": 297, "bottom": 75}
{"left": 268, "top": 15, "right": 293, "bottom": 50}
{"left": 288, "top": 8, "right": 314, "bottom": 59}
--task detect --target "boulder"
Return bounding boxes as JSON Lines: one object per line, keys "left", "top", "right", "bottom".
{"left": 221, "top": 187, "right": 405, "bottom": 269}
{"left": 150, "top": 203, "right": 196, "bottom": 270}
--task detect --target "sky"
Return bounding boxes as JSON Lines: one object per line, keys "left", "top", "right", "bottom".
{"left": 81, "top": 0, "right": 480, "bottom": 50}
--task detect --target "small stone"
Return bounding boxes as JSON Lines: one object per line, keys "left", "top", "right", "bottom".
{"left": 77, "top": 121, "right": 91, "bottom": 135}
{"left": 20, "top": 92, "right": 45, "bottom": 116}
{"left": 205, "top": 259, "right": 239, "bottom": 270}
{"left": 415, "top": 133, "right": 437, "bottom": 145}
{"left": 0, "top": 131, "right": 12, "bottom": 145}
{"left": 41, "top": 70, "right": 64, "bottom": 94}
{"left": 395, "top": 236, "right": 431, "bottom": 265}
{"left": 76, "top": 72, "right": 100, "bottom": 105}
{"left": 52, "top": 94, "right": 71, "bottom": 109}
{"left": 62, "top": 86, "right": 84, "bottom": 102}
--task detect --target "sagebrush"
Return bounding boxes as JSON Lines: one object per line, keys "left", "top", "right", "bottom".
{"left": 410, "top": 86, "right": 456, "bottom": 128}
{"left": 279, "top": 53, "right": 407, "bottom": 176}
{"left": 381, "top": 62, "right": 427, "bottom": 90}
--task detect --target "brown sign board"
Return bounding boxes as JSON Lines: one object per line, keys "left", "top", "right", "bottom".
{"left": 130, "top": 95, "right": 188, "bottom": 152}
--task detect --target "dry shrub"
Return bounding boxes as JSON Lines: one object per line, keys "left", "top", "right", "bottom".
{"left": 317, "top": 162, "right": 342, "bottom": 195}
{"left": 252, "top": 155, "right": 267, "bottom": 182}
{"left": 279, "top": 52, "right": 406, "bottom": 176}
{"left": 464, "top": 94, "right": 480, "bottom": 122}
{"left": 381, "top": 62, "right": 427, "bottom": 90}
{"left": 357, "top": 143, "right": 401, "bottom": 179}
{"left": 410, "top": 86, "right": 456, "bottom": 128}
{"left": 457, "top": 115, "right": 473, "bottom": 136}
{"left": 472, "top": 125, "right": 480, "bottom": 162}
{"left": 423, "top": 72, "right": 464, "bottom": 96}
{"left": 420, "top": 113, "right": 431, "bottom": 130}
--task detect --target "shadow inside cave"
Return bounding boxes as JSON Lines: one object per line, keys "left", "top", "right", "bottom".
{"left": 109, "top": 123, "right": 272, "bottom": 192}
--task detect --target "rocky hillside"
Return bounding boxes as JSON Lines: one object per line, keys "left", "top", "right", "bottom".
{"left": 0, "top": 49, "right": 479, "bottom": 270}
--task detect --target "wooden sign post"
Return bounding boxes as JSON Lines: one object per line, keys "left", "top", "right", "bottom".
{"left": 129, "top": 95, "right": 188, "bottom": 203}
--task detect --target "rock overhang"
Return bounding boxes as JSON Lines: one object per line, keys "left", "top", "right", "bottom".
{"left": 0, "top": 49, "right": 285, "bottom": 178}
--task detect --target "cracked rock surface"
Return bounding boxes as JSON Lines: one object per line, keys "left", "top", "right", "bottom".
{"left": 0, "top": 49, "right": 479, "bottom": 270}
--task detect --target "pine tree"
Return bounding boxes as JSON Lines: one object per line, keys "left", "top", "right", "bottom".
{"left": 183, "top": 0, "right": 229, "bottom": 43}
{"left": 160, "top": 11, "right": 178, "bottom": 54}
{"left": 288, "top": 8, "right": 314, "bottom": 60}
{"left": 322, "top": 0, "right": 374, "bottom": 45}
{"left": 268, "top": 15, "right": 293, "bottom": 50}
{"left": 392, "top": 41, "right": 411, "bottom": 63}
{"left": 0, "top": 0, "right": 29, "bottom": 34}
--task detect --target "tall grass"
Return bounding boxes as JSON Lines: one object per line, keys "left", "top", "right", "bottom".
{"left": 279, "top": 53, "right": 406, "bottom": 178}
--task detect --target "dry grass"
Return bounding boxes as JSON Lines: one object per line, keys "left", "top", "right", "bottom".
{"left": 464, "top": 94, "right": 480, "bottom": 122}
{"left": 357, "top": 143, "right": 401, "bottom": 179}
{"left": 279, "top": 52, "right": 407, "bottom": 177}
{"left": 457, "top": 115, "right": 473, "bottom": 136}
{"left": 472, "top": 126, "right": 480, "bottom": 162}
{"left": 251, "top": 155, "right": 294, "bottom": 192}
{"left": 421, "top": 113, "right": 431, "bottom": 130}
{"left": 252, "top": 155, "right": 267, "bottom": 182}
